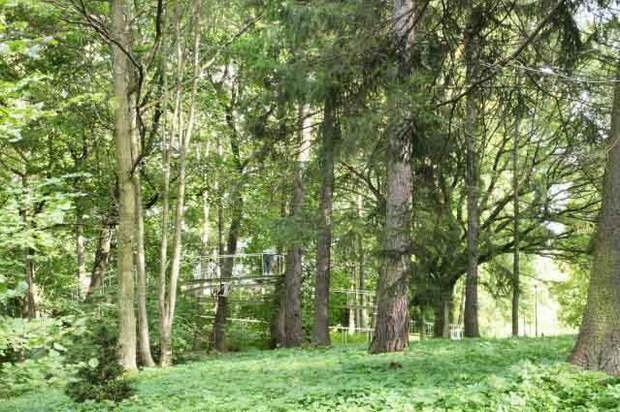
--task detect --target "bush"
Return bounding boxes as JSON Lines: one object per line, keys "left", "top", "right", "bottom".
{"left": 65, "top": 322, "right": 134, "bottom": 403}
{"left": 0, "top": 316, "right": 83, "bottom": 398}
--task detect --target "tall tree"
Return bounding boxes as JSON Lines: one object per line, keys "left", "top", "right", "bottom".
{"left": 277, "top": 107, "right": 311, "bottom": 347}
{"left": 370, "top": 0, "right": 416, "bottom": 354}
{"left": 570, "top": 63, "right": 620, "bottom": 376}
{"left": 511, "top": 87, "right": 523, "bottom": 337}
{"left": 110, "top": 0, "right": 137, "bottom": 371}
{"left": 463, "top": 4, "right": 483, "bottom": 338}
{"left": 313, "top": 90, "right": 339, "bottom": 346}
{"left": 159, "top": 0, "right": 201, "bottom": 366}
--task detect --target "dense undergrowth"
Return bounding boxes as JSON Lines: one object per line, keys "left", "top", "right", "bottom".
{"left": 3, "top": 336, "right": 620, "bottom": 411}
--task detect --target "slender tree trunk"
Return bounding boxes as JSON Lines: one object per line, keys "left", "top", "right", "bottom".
{"left": 357, "top": 194, "right": 368, "bottom": 329}
{"left": 19, "top": 175, "right": 37, "bottom": 319}
{"left": 157, "top": 110, "right": 172, "bottom": 366}
{"left": 433, "top": 281, "right": 455, "bottom": 338}
{"left": 24, "top": 247, "right": 36, "bottom": 319}
{"left": 357, "top": 195, "right": 367, "bottom": 329}
{"left": 313, "top": 91, "right": 339, "bottom": 346}
{"left": 211, "top": 195, "right": 242, "bottom": 351}
{"left": 569, "top": 64, "right": 620, "bottom": 376}
{"left": 349, "top": 265, "right": 356, "bottom": 334}
{"left": 369, "top": 0, "right": 415, "bottom": 354}
{"left": 111, "top": 0, "right": 137, "bottom": 371}
{"left": 131, "top": 127, "right": 156, "bottom": 367}
{"left": 158, "top": 0, "right": 202, "bottom": 366}
{"left": 193, "top": 166, "right": 211, "bottom": 350}
{"left": 511, "top": 91, "right": 522, "bottom": 337}
{"left": 75, "top": 212, "right": 87, "bottom": 299}
{"left": 463, "top": 6, "right": 482, "bottom": 338}
{"left": 87, "top": 216, "right": 114, "bottom": 297}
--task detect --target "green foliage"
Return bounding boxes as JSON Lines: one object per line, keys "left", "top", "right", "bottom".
{"left": 4, "top": 336, "right": 620, "bottom": 411}
{"left": 0, "top": 316, "right": 85, "bottom": 398}
{"left": 64, "top": 322, "right": 134, "bottom": 404}
{"left": 551, "top": 260, "right": 590, "bottom": 328}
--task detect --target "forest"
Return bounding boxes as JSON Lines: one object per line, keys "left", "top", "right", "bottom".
{"left": 1, "top": 0, "right": 620, "bottom": 410}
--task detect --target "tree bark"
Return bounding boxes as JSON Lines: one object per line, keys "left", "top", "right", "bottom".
{"left": 131, "top": 126, "right": 155, "bottom": 367}
{"left": 433, "top": 281, "right": 455, "bottom": 338}
{"left": 369, "top": 0, "right": 415, "bottom": 354}
{"left": 87, "top": 213, "right": 114, "bottom": 297}
{"left": 75, "top": 211, "right": 87, "bottom": 299}
{"left": 357, "top": 195, "right": 368, "bottom": 329}
{"left": 463, "top": 5, "right": 482, "bottom": 338}
{"left": 111, "top": 0, "right": 137, "bottom": 371}
{"left": 210, "top": 195, "right": 242, "bottom": 351}
{"left": 569, "top": 64, "right": 620, "bottom": 376}
{"left": 511, "top": 90, "right": 522, "bottom": 337}
{"left": 313, "top": 91, "right": 339, "bottom": 346}
{"left": 158, "top": 0, "right": 201, "bottom": 366}
{"left": 276, "top": 107, "right": 311, "bottom": 347}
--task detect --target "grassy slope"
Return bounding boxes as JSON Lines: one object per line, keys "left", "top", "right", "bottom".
{"left": 3, "top": 336, "right": 620, "bottom": 411}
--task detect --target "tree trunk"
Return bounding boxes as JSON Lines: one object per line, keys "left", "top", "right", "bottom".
{"left": 131, "top": 128, "right": 155, "bottom": 367}
{"left": 348, "top": 265, "right": 356, "bottom": 334}
{"left": 158, "top": 0, "right": 201, "bottom": 366}
{"left": 357, "top": 195, "right": 368, "bottom": 329}
{"left": 511, "top": 90, "right": 522, "bottom": 337}
{"left": 211, "top": 195, "right": 242, "bottom": 351}
{"left": 24, "top": 247, "right": 36, "bottom": 319}
{"left": 434, "top": 281, "right": 455, "bottom": 338}
{"left": 75, "top": 212, "right": 87, "bottom": 299}
{"left": 157, "top": 111, "right": 172, "bottom": 366}
{"left": 111, "top": 0, "right": 137, "bottom": 371}
{"left": 463, "top": 6, "right": 482, "bottom": 338}
{"left": 569, "top": 64, "right": 620, "bottom": 376}
{"left": 276, "top": 106, "right": 311, "bottom": 347}
{"left": 369, "top": 0, "right": 415, "bottom": 354}
{"left": 313, "top": 91, "right": 339, "bottom": 346}
{"left": 87, "top": 214, "right": 114, "bottom": 297}
{"left": 357, "top": 195, "right": 367, "bottom": 329}
{"left": 193, "top": 167, "right": 211, "bottom": 350}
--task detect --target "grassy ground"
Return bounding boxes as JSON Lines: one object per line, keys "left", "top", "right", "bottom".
{"left": 3, "top": 336, "right": 620, "bottom": 411}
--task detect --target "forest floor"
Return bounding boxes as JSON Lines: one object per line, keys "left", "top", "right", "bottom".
{"left": 4, "top": 335, "right": 620, "bottom": 411}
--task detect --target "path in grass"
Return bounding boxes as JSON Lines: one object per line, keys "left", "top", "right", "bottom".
{"left": 4, "top": 336, "right": 620, "bottom": 411}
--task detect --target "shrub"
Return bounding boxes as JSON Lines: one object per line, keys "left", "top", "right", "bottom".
{"left": 0, "top": 316, "right": 83, "bottom": 398}
{"left": 65, "top": 322, "right": 134, "bottom": 403}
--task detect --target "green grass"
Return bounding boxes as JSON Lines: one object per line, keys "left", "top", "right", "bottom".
{"left": 4, "top": 336, "right": 620, "bottom": 411}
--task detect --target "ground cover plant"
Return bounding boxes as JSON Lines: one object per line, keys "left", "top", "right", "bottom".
{"left": 3, "top": 1, "right": 620, "bottom": 411}
{"left": 3, "top": 336, "right": 620, "bottom": 411}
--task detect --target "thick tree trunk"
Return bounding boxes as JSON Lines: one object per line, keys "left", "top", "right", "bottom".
{"left": 463, "top": 6, "right": 482, "bottom": 338}
{"left": 569, "top": 64, "right": 620, "bottom": 376}
{"left": 369, "top": 0, "right": 415, "bottom": 354}
{"left": 313, "top": 92, "right": 339, "bottom": 346}
{"left": 111, "top": 0, "right": 137, "bottom": 371}
{"left": 276, "top": 107, "right": 311, "bottom": 347}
